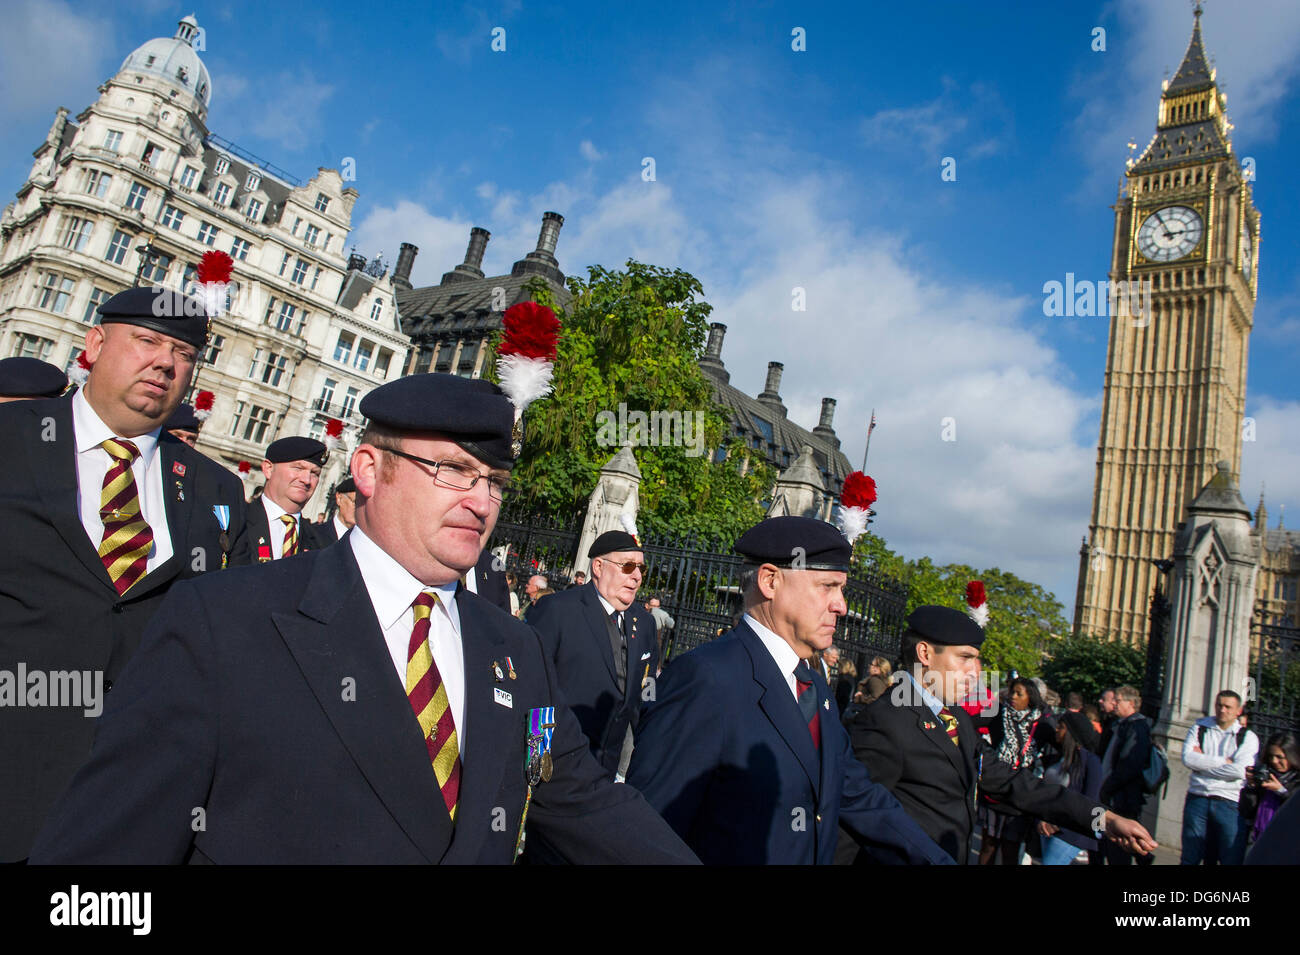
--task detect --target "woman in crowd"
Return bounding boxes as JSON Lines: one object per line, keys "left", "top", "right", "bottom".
{"left": 1240, "top": 731, "right": 1299, "bottom": 844}
{"left": 862, "top": 656, "right": 892, "bottom": 703}
{"left": 977, "top": 677, "right": 1047, "bottom": 865}
{"left": 835, "top": 658, "right": 858, "bottom": 713}
{"left": 1036, "top": 711, "right": 1104, "bottom": 865}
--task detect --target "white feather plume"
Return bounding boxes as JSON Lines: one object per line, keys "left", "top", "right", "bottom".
{"left": 203, "top": 282, "right": 227, "bottom": 319}
{"left": 496, "top": 354, "right": 554, "bottom": 413}
{"left": 966, "top": 603, "right": 989, "bottom": 629}
{"left": 69, "top": 354, "right": 90, "bottom": 386}
{"left": 620, "top": 513, "right": 639, "bottom": 539}
{"left": 835, "top": 505, "right": 870, "bottom": 545}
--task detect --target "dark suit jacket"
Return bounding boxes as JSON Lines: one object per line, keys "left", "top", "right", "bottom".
{"left": 29, "top": 540, "right": 696, "bottom": 864}
{"left": 0, "top": 395, "right": 248, "bottom": 861}
{"left": 527, "top": 582, "right": 659, "bottom": 776}
{"left": 846, "top": 689, "right": 1101, "bottom": 863}
{"left": 1099, "top": 712, "right": 1151, "bottom": 814}
{"left": 469, "top": 549, "right": 511, "bottom": 614}
{"left": 625, "top": 622, "right": 953, "bottom": 865}
{"left": 229, "top": 497, "right": 327, "bottom": 564}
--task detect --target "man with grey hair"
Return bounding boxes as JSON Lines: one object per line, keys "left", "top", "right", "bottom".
{"left": 1100, "top": 685, "right": 1154, "bottom": 865}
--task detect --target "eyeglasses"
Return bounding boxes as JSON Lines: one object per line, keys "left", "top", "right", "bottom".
{"left": 598, "top": 558, "right": 647, "bottom": 576}
{"left": 384, "top": 448, "right": 512, "bottom": 502}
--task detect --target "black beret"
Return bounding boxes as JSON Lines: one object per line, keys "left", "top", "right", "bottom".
{"left": 358, "top": 373, "right": 516, "bottom": 470}
{"left": 164, "top": 403, "right": 201, "bottom": 432}
{"left": 905, "top": 605, "right": 986, "bottom": 649}
{"left": 265, "top": 436, "right": 327, "bottom": 466}
{"left": 589, "top": 530, "right": 641, "bottom": 559}
{"left": 0, "top": 356, "right": 67, "bottom": 398}
{"left": 735, "top": 516, "right": 852, "bottom": 571}
{"left": 96, "top": 286, "right": 209, "bottom": 349}
{"left": 335, "top": 477, "right": 356, "bottom": 494}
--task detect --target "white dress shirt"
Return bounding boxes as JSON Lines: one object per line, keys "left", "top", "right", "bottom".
{"left": 72, "top": 388, "right": 173, "bottom": 573}
{"left": 331, "top": 515, "right": 349, "bottom": 541}
{"left": 259, "top": 494, "right": 304, "bottom": 560}
{"left": 349, "top": 525, "right": 465, "bottom": 748}
{"left": 595, "top": 590, "right": 626, "bottom": 633}
{"left": 744, "top": 613, "right": 803, "bottom": 700}
{"left": 1182, "top": 717, "right": 1259, "bottom": 801}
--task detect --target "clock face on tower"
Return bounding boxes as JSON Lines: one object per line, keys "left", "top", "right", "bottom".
{"left": 1136, "top": 205, "right": 1204, "bottom": 262}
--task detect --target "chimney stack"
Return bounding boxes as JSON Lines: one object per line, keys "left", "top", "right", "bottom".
{"left": 442, "top": 227, "right": 491, "bottom": 284}
{"left": 699, "top": 322, "right": 729, "bottom": 383}
{"left": 511, "top": 211, "right": 566, "bottom": 284}
{"left": 812, "top": 397, "right": 840, "bottom": 449}
{"left": 392, "top": 242, "right": 418, "bottom": 290}
{"left": 757, "top": 361, "right": 787, "bottom": 416}
{"left": 536, "top": 211, "right": 564, "bottom": 256}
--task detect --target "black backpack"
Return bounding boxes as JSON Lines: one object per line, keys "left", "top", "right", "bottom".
{"left": 1198, "top": 723, "right": 1248, "bottom": 751}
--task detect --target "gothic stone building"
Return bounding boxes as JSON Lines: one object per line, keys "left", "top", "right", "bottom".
{"left": 0, "top": 15, "right": 409, "bottom": 508}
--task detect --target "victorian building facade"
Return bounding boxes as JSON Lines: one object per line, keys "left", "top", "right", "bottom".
{"left": 0, "top": 16, "right": 409, "bottom": 506}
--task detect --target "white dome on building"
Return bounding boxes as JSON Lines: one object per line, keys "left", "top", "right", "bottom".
{"left": 118, "top": 14, "right": 211, "bottom": 109}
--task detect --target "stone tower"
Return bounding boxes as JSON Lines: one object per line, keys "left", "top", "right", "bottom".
{"left": 1074, "top": 8, "right": 1260, "bottom": 645}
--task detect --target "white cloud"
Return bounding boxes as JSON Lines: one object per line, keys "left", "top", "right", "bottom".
{"left": 227, "top": 71, "right": 335, "bottom": 151}
{"left": 0, "top": 0, "right": 114, "bottom": 128}
{"left": 861, "top": 79, "right": 1009, "bottom": 161}
{"left": 579, "top": 139, "right": 604, "bottom": 162}
{"left": 1241, "top": 396, "right": 1300, "bottom": 528}
{"left": 348, "top": 200, "right": 476, "bottom": 288}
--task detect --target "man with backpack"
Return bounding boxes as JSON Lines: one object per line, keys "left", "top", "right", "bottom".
{"left": 1180, "top": 689, "right": 1259, "bottom": 865}
{"left": 1099, "top": 685, "right": 1157, "bottom": 865}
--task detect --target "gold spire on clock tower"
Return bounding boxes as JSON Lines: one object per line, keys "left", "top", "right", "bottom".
{"left": 1073, "top": 7, "right": 1260, "bottom": 645}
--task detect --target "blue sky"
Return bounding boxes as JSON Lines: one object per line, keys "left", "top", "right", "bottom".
{"left": 4, "top": 0, "right": 1299, "bottom": 620}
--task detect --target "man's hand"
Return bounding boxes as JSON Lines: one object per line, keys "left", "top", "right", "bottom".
{"left": 1103, "top": 811, "right": 1158, "bottom": 855}
{"left": 1038, "top": 821, "right": 1059, "bottom": 837}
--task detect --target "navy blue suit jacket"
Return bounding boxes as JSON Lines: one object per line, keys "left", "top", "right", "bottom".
{"left": 527, "top": 582, "right": 658, "bottom": 775}
{"left": 626, "top": 622, "right": 953, "bottom": 865}
{"left": 30, "top": 541, "right": 697, "bottom": 864}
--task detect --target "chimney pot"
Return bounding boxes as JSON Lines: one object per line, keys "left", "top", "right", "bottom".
{"left": 392, "top": 242, "right": 418, "bottom": 289}
{"left": 536, "top": 212, "right": 564, "bottom": 256}
{"left": 464, "top": 227, "right": 490, "bottom": 271}
{"left": 818, "top": 398, "right": 836, "bottom": 430}
{"left": 763, "top": 361, "right": 784, "bottom": 397}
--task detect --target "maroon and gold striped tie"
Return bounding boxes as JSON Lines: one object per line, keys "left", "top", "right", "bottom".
{"left": 407, "top": 591, "right": 461, "bottom": 821}
{"left": 98, "top": 438, "right": 154, "bottom": 595}
{"left": 937, "top": 706, "right": 961, "bottom": 747}
{"left": 279, "top": 514, "right": 299, "bottom": 557}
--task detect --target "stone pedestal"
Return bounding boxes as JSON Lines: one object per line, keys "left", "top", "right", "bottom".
{"left": 1153, "top": 462, "right": 1259, "bottom": 849}
{"left": 574, "top": 446, "right": 641, "bottom": 576}
{"left": 767, "top": 445, "right": 828, "bottom": 520}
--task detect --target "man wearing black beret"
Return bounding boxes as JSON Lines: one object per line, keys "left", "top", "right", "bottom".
{"left": 314, "top": 476, "right": 357, "bottom": 546}
{"left": 230, "top": 436, "right": 328, "bottom": 563}
{"left": 843, "top": 604, "right": 1158, "bottom": 863}
{"left": 528, "top": 530, "right": 658, "bottom": 782}
{"left": 32, "top": 372, "right": 697, "bottom": 863}
{"left": 627, "top": 515, "right": 952, "bottom": 864}
{"left": 0, "top": 286, "right": 248, "bottom": 862}
{"left": 0, "top": 356, "right": 67, "bottom": 402}
{"left": 163, "top": 402, "right": 201, "bottom": 447}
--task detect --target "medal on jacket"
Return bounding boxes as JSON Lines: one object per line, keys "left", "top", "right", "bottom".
{"left": 526, "top": 706, "right": 555, "bottom": 785}
{"left": 257, "top": 537, "right": 271, "bottom": 562}
{"left": 212, "top": 505, "right": 231, "bottom": 569}
{"left": 491, "top": 661, "right": 505, "bottom": 682}
{"left": 505, "top": 656, "right": 516, "bottom": 680}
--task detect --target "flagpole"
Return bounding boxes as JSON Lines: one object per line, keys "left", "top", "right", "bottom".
{"left": 861, "top": 409, "right": 875, "bottom": 472}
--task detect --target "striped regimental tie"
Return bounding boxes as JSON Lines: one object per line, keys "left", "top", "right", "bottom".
{"left": 97, "top": 438, "right": 154, "bottom": 596}
{"left": 279, "top": 514, "right": 299, "bottom": 557}
{"left": 937, "top": 706, "right": 961, "bottom": 747}
{"left": 794, "top": 662, "right": 822, "bottom": 750}
{"left": 407, "top": 590, "right": 462, "bottom": 821}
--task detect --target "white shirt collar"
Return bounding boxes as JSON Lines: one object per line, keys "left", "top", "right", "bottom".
{"left": 595, "top": 589, "right": 617, "bottom": 618}
{"left": 904, "top": 670, "right": 946, "bottom": 716}
{"left": 743, "top": 613, "right": 804, "bottom": 682}
{"left": 72, "top": 387, "right": 160, "bottom": 464}
{"left": 332, "top": 515, "right": 350, "bottom": 541}
{"left": 348, "top": 524, "right": 459, "bottom": 634}
{"left": 260, "top": 493, "right": 293, "bottom": 524}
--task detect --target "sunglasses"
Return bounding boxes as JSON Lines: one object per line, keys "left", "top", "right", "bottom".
{"left": 599, "top": 559, "right": 647, "bottom": 575}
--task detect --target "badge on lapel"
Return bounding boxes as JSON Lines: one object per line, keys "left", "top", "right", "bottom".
{"left": 257, "top": 538, "right": 271, "bottom": 563}
{"left": 174, "top": 480, "right": 185, "bottom": 502}
{"left": 172, "top": 461, "right": 187, "bottom": 477}
{"left": 505, "top": 656, "right": 516, "bottom": 680}
{"left": 923, "top": 721, "right": 937, "bottom": 730}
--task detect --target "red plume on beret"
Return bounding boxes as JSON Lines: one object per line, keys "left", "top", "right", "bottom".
{"left": 69, "top": 350, "right": 92, "bottom": 386}
{"left": 237, "top": 460, "right": 252, "bottom": 474}
{"left": 840, "top": 472, "right": 877, "bottom": 511}
{"left": 498, "top": 301, "right": 559, "bottom": 361}
{"left": 197, "top": 250, "right": 234, "bottom": 285}
{"left": 966, "top": 580, "right": 989, "bottom": 628}
{"left": 193, "top": 389, "right": 215, "bottom": 421}
{"left": 325, "top": 418, "right": 344, "bottom": 439}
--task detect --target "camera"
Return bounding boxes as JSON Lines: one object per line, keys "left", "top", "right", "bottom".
{"left": 1254, "top": 766, "right": 1273, "bottom": 786}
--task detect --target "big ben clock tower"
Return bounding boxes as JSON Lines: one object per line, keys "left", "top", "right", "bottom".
{"left": 1074, "top": 7, "right": 1260, "bottom": 646}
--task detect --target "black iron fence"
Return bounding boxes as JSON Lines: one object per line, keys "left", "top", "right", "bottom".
{"left": 489, "top": 501, "right": 583, "bottom": 586}
{"left": 1250, "top": 621, "right": 1300, "bottom": 741}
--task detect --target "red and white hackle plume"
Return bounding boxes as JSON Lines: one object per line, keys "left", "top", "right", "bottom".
{"left": 835, "top": 471, "right": 877, "bottom": 545}
{"left": 496, "top": 301, "right": 560, "bottom": 419}
{"left": 324, "top": 417, "right": 344, "bottom": 452}
{"left": 69, "top": 350, "right": 92, "bottom": 386}
{"left": 194, "top": 390, "right": 215, "bottom": 422}
{"left": 620, "top": 513, "right": 641, "bottom": 547}
{"left": 237, "top": 461, "right": 252, "bottom": 475}
{"left": 197, "top": 250, "right": 234, "bottom": 318}
{"left": 965, "top": 580, "right": 989, "bottom": 629}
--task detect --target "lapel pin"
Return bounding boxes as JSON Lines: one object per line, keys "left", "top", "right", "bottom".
{"left": 172, "top": 461, "right": 187, "bottom": 477}
{"left": 491, "top": 661, "right": 504, "bottom": 682}
{"left": 823, "top": 699, "right": 830, "bottom": 710}
{"left": 923, "top": 721, "right": 936, "bottom": 730}
{"left": 174, "top": 480, "right": 185, "bottom": 501}
{"left": 505, "top": 655, "right": 516, "bottom": 680}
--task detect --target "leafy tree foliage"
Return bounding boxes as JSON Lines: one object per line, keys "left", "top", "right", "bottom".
{"left": 1040, "top": 634, "right": 1147, "bottom": 703}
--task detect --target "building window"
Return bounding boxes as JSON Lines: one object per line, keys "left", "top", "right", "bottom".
{"left": 141, "top": 142, "right": 160, "bottom": 166}
{"left": 245, "top": 172, "right": 261, "bottom": 191}
{"left": 229, "top": 237, "right": 251, "bottom": 261}
{"left": 229, "top": 400, "right": 245, "bottom": 436}
{"left": 197, "top": 221, "right": 219, "bottom": 246}
{"left": 139, "top": 253, "right": 172, "bottom": 285}
{"left": 458, "top": 345, "right": 478, "bottom": 376}
{"left": 161, "top": 204, "right": 185, "bottom": 230}
{"left": 85, "top": 169, "right": 112, "bottom": 198}
{"left": 105, "top": 229, "right": 133, "bottom": 265}
{"left": 291, "top": 217, "right": 302, "bottom": 236}
{"left": 413, "top": 349, "right": 432, "bottom": 376}
{"left": 102, "top": 129, "right": 123, "bottom": 152}
{"left": 82, "top": 287, "right": 111, "bottom": 324}
{"left": 333, "top": 331, "right": 354, "bottom": 364}
{"left": 435, "top": 342, "right": 454, "bottom": 373}
{"left": 60, "top": 216, "right": 94, "bottom": 252}
{"left": 37, "top": 273, "right": 76, "bottom": 314}
{"left": 245, "top": 198, "right": 263, "bottom": 222}
{"left": 374, "top": 348, "right": 393, "bottom": 379}
{"left": 274, "top": 301, "right": 296, "bottom": 333}
{"left": 179, "top": 165, "right": 199, "bottom": 190}
{"left": 12, "top": 333, "right": 56, "bottom": 360}
{"left": 213, "top": 182, "right": 231, "bottom": 206}
{"left": 303, "top": 224, "right": 320, "bottom": 247}
{"left": 354, "top": 339, "right": 373, "bottom": 372}
{"left": 310, "top": 267, "right": 321, "bottom": 291}
{"left": 288, "top": 258, "right": 307, "bottom": 285}
{"left": 243, "top": 405, "right": 275, "bottom": 444}
{"left": 314, "top": 193, "right": 330, "bottom": 213}
{"left": 295, "top": 309, "right": 309, "bottom": 336}
{"left": 251, "top": 351, "right": 289, "bottom": 388}
{"left": 370, "top": 298, "right": 383, "bottom": 321}
{"left": 279, "top": 252, "right": 291, "bottom": 276}
{"left": 214, "top": 157, "right": 229, "bottom": 175}
{"left": 319, "top": 378, "right": 337, "bottom": 408}
{"left": 340, "top": 386, "right": 359, "bottom": 419}
{"left": 201, "top": 333, "right": 225, "bottom": 366}
{"left": 125, "top": 181, "right": 149, "bottom": 211}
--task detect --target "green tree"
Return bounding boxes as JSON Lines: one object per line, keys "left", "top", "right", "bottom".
{"left": 1040, "top": 633, "right": 1146, "bottom": 702}
{"left": 492, "top": 262, "right": 774, "bottom": 542}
